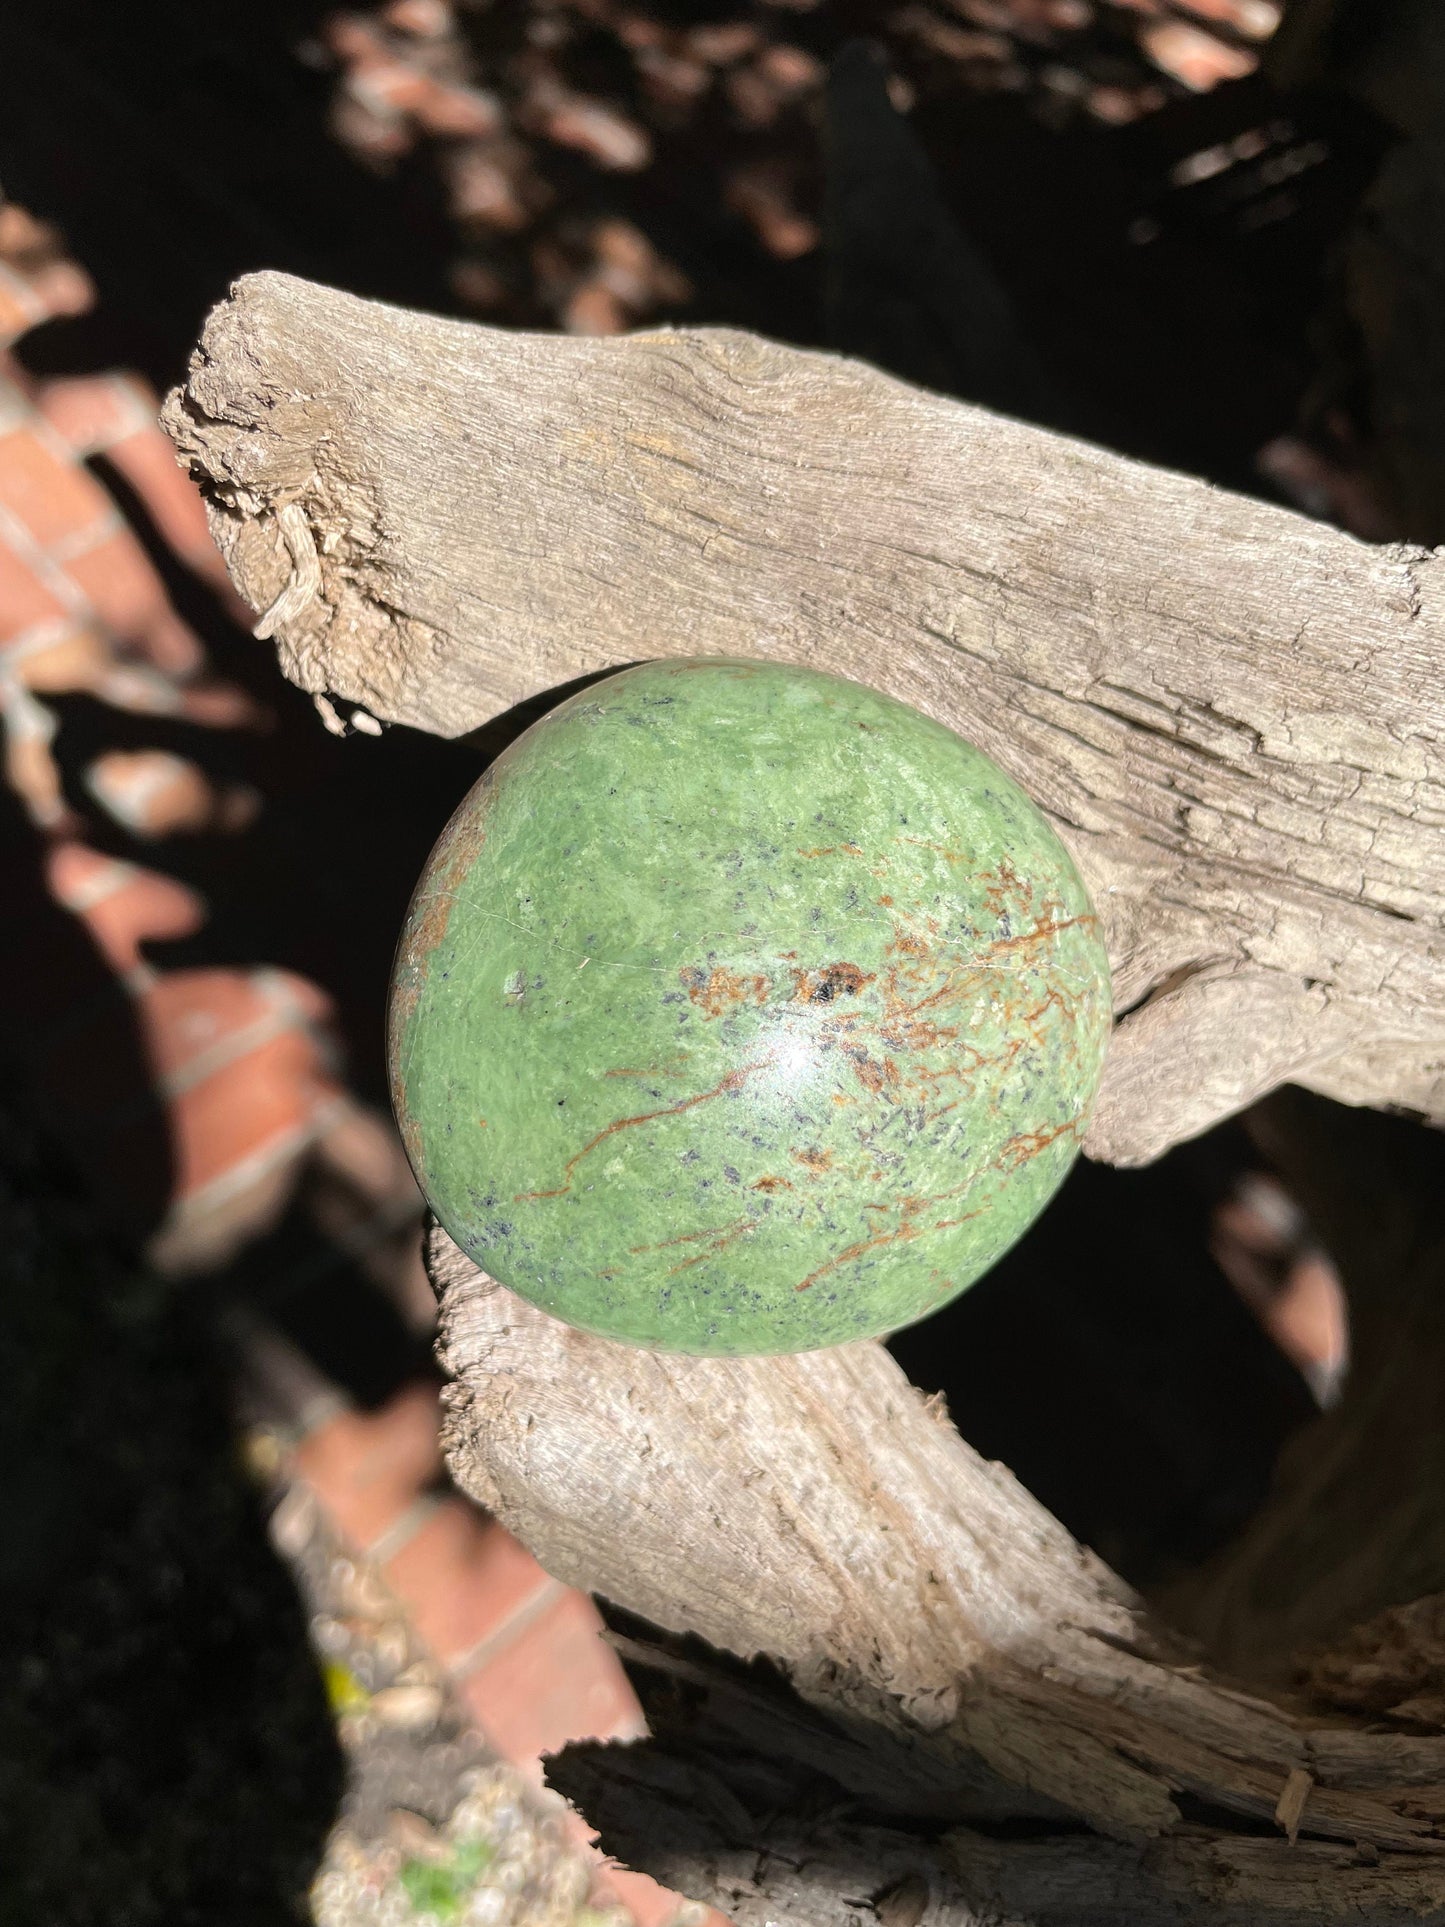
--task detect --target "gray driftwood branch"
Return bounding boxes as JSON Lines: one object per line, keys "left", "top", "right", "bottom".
{"left": 163, "top": 273, "right": 1445, "bottom": 1923}
{"left": 550, "top": 1709, "right": 1445, "bottom": 1927}
{"left": 430, "top": 1226, "right": 1445, "bottom": 1888}
{"left": 163, "top": 270, "right": 1444, "bottom": 1168}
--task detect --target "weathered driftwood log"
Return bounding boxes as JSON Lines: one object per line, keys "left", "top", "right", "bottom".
{"left": 431, "top": 1230, "right": 1445, "bottom": 1878}
{"left": 164, "top": 274, "right": 1445, "bottom": 1921}
{"left": 556, "top": 1766, "right": 1445, "bottom": 1927}
{"left": 162, "top": 271, "right": 1445, "bottom": 1169}
{"left": 548, "top": 1651, "right": 1445, "bottom": 1927}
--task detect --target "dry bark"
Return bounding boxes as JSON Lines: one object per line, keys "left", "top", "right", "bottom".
{"left": 163, "top": 270, "right": 1445, "bottom": 1168}
{"left": 432, "top": 1231, "right": 1445, "bottom": 1868}
{"left": 551, "top": 1712, "right": 1445, "bottom": 1927}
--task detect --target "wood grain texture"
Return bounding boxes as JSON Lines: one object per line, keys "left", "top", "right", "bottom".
{"left": 551, "top": 1730, "right": 1445, "bottom": 1927}
{"left": 162, "top": 270, "right": 1445, "bottom": 1165}
{"left": 433, "top": 1226, "right": 1445, "bottom": 1872}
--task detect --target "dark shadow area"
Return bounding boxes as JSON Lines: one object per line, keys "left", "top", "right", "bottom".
{"left": 218, "top": 1203, "right": 436, "bottom": 1413}
{"left": 825, "top": 39, "right": 1390, "bottom": 494}
{"left": 0, "top": 3, "right": 1392, "bottom": 506}
{"left": 0, "top": 1073, "right": 344, "bottom": 1926}
{"left": 0, "top": 786, "right": 174, "bottom": 1245}
{"left": 889, "top": 1127, "right": 1316, "bottom": 1590}
{"left": 0, "top": 0, "right": 460, "bottom": 392}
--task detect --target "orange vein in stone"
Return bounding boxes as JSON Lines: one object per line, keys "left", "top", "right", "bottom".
{"left": 988, "top": 914, "right": 1099, "bottom": 954}
{"left": 992, "top": 1116, "right": 1083, "bottom": 1172}
{"left": 629, "top": 1215, "right": 755, "bottom": 1257}
{"left": 515, "top": 1056, "right": 774, "bottom": 1202}
{"left": 795, "top": 1200, "right": 982, "bottom": 1292}
{"left": 665, "top": 1218, "right": 758, "bottom": 1274}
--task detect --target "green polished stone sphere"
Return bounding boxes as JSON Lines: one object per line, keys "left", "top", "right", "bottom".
{"left": 389, "top": 657, "right": 1111, "bottom": 1355}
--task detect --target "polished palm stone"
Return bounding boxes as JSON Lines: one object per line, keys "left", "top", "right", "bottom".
{"left": 389, "top": 657, "right": 1111, "bottom": 1355}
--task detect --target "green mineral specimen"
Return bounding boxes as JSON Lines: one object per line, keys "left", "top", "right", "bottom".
{"left": 389, "top": 658, "right": 1111, "bottom": 1355}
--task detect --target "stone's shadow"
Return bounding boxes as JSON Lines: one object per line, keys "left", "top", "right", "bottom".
{"left": 456, "top": 663, "right": 642, "bottom": 767}
{"left": 889, "top": 1129, "right": 1316, "bottom": 1590}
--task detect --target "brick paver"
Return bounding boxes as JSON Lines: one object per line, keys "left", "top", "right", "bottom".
{"left": 292, "top": 1380, "right": 686, "bottom": 1926}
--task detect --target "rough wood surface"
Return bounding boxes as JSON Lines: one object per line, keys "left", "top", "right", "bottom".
{"left": 551, "top": 1724, "right": 1445, "bottom": 1927}
{"left": 163, "top": 270, "right": 1445, "bottom": 1166}
{"left": 433, "top": 1227, "right": 1445, "bottom": 1877}
{"left": 543, "top": 1631, "right": 1445, "bottom": 1924}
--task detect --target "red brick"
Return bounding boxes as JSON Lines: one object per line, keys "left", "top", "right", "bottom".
{"left": 1265, "top": 1252, "right": 1348, "bottom": 1387}
{"left": 564, "top": 282, "right": 628, "bottom": 337}
{"left": 459, "top": 1587, "right": 646, "bottom": 1764}
{"left": 9, "top": 629, "right": 112, "bottom": 701}
{"left": 26, "top": 260, "right": 94, "bottom": 324}
{"left": 324, "top": 13, "right": 389, "bottom": 63}
{"left": 383, "top": 0, "right": 452, "bottom": 34}
{"left": 138, "top": 968, "right": 326, "bottom": 1089}
{"left": 46, "top": 842, "right": 206, "bottom": 972}
{"left": 560, "top": 1807, "right": 601, "bottom": 1855}
{"left": 61, "top": 528, "right": 203, "bottom": 676}
{"left": 1140, "top": 19, "right": 1256, "bottom": 87}
{"left": 0, "top": 529, "right": 70, "bottom": 638}
{"left": 36, "top": 373, "right": 152, "bottom": 455}
{"left": 383, "top": 1504, "right": 558, "bottom": 1667}
{"left": 411, "top": 80, "right": 501, "bottom": 139}
{"left": 1175, "top": 0, "right": 1279, "bottom": 38}
{"left": 314, "top": 1101, "right": 418, "bottom": 1203}
{"left": 156, "top": 1021, "right": 328, "bottom": 1199}
{"left": 173, "top": 680, "right": 262, "bottom": 727}
{"left": 0, "top": 423, "right": 111, "bottom": 549}
{"left": 296, "top": 1381, "right": 445, "bottom": 1546}
{"left": 0, "top": 259, "right": 91, "bottom": 342}
{"left": 0, "top": 271, "right": 44, "bottom": 344}
{"left": 33, "top": 375, "right": 239, "bottom": 605}
{"left": 103, "top": 427, "right": 238, "bottom": 593}
{"left": 85, "top": 749, "right": 219, "bottom": 837}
